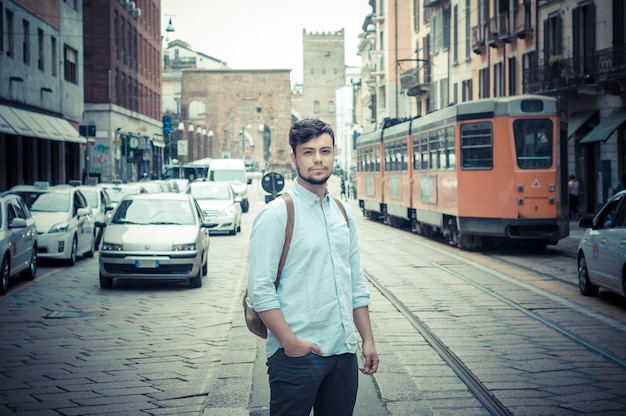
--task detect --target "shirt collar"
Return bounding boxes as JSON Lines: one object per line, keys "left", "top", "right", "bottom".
{"left": 292, "top": 177, "right": 329, "bottom": 207}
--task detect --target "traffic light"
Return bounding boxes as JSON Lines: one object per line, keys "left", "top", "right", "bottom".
{"left": 163, "top": 115, "right": 172, "bottom": 135}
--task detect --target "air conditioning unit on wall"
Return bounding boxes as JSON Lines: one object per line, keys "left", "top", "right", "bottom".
{"left": 134, "top": 8, "right": 141, "bottom": 18}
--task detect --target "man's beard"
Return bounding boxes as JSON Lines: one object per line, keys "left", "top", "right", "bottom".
{"left": 296, "top": 165, "right": 331, "bottom": 186}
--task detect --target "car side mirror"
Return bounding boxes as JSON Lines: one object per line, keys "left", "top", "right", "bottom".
{"left": 9, "top": 218, "right": 27, "bottom": 229}
{"left": 77, "top": 207, "right": 91, "bottom": 217}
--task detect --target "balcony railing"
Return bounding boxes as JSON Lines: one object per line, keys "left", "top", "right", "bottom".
{"left": 472, "top": 25, "right": 486, "bottom": 55}
{"left": 523, "top": 45, "right": 626, "bottom": 94}
{"left": 514, "top": 2, "right": 533, "bottom": 39}
{"left": 400, "top": 66, "right": 431, "bottom": 97}
{"left": 487, "top": 17, "right": 503, "bottom": 48}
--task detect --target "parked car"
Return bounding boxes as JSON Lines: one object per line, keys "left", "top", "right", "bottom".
{"left": 75, "top": 185, "right": 114, "bottom": 249}
{"left": 577, "top": 190, "right": 626, "bottom": 303}
{"left": 8, "top": 181, "right": 54, "bottom": 209}
{"left": 207, "top": 158, "right": 250, "bottom": 212}
{"left": 29, "top": 185, "right": 95, "bottom": 265}
{"left": 0, "top": 192, "right": 37, "bottom": 295}
{"left": 97, "top": 193, "right": 210, "bottom": 289}
{"left": 97, "top": 183, "right": 149, "bottom": 209}
{"left": 187, "top": 181, "right": 242, "bottom": 235}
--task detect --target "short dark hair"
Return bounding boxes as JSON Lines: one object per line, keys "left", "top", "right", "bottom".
{"left": 289, "top": 118, "right": 334, "bottom": 153}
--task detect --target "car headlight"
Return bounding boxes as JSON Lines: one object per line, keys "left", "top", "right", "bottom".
{"left": 172, "top": 243, "right": 196, "bottom": 251}
{"left": 101, "top": 242, "right": 123, "bottom": 251}
{"left": 48, "top": 222, "right": 70, "bottom": 233}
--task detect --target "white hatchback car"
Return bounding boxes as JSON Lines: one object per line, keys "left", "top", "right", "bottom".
{"left": 0, "top": 192, "right": 38, "bottom": 294}
{"left": 187, "top": 180, "right": 242, "bottom": 235}
{"left": 29, "top": 186, "right": 96, "bottom": 265}
{"left": 97, "top": 193, "right": 210, "bottom": 289}
{"left": 577, "top": 190, "right": 626, "bottom": 303}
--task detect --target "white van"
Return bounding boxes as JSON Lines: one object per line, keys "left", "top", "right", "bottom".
{"left": 208, "top": 158, "right": 250, "bottom": 212}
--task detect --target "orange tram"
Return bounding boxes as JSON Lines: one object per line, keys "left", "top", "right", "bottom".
{"left": 356, "top": 95, "right": 570, "bottom": 250}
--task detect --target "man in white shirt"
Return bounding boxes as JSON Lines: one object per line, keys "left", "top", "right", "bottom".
{"left": 247, "top": 118, "right": 379, "bottom": 416}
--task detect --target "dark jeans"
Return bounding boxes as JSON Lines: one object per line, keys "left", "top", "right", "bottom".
{"left": 267, "top": 349, "right": 358, "bottom": 416}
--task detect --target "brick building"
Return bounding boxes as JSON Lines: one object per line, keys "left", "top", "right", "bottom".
{"left": 82, "top": 0, "right": 164, "bottom": 182}
{"left": 178, "top": 69, "right": 292, "bottom": 174}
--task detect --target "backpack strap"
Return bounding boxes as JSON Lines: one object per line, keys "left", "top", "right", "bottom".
{"left": 332, "top": 197, "right": 348, "bottom": 224}
{"left": 275, "top": 193, "right": 294, "bottom": 289}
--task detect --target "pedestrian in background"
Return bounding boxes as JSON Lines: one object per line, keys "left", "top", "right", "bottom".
{"left": 246, "top": 118, "right": 379, "bottom": 416}
{"left": 340, "top": 175, "right": 347, "bottom": 200}
{"left": 568, "top": 174, "right": 580, "bottom": 220}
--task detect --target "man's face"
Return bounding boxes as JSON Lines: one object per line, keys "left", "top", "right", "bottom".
{"left": 291, "top": 133, "right": 334, "bottom": 186}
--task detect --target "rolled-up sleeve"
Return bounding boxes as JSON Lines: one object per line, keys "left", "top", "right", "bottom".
{"left": 345, "top": 204, "right": 370, "bottom": 309}
{"left": 247, "top": 199, "right": 287, "bottom": 313}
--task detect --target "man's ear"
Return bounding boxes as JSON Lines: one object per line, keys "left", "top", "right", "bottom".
{"left": 290, "top": 151, "right": 296, "bottom": 165}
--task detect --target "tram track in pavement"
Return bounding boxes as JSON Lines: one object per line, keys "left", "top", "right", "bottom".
{"left": 356, "top": 215, "right": 626, "bottom": 415}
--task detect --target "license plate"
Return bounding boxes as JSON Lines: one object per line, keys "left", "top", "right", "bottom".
{"left": 135, "top": 260, "right": 159, "bottom": 268}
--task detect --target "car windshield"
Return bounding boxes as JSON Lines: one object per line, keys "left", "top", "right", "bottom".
{"left": 189, "top": 184, "right": 230, "bottom": 200}
{"left": 211, "top": 171, "right": 245, "bottom": 184}
{"left": 13, "top": 191, "right": 46, "bottom": 208}
{"left": 111, "top": 199, "right": 196, "bottom": 225}
{"left": 30, "top": 192, "right": 69, "bottom": 213}
{"left": 102, "top": 187, "right": 138, "bottom": 203}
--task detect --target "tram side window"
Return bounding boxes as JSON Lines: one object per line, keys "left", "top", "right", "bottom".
{"left": 421, "top": 133, "right": 429, "bottom": 170}
{"left": 372, "top": 147, "right": 380, "bottom": 172}
{"left": 401, "top": 138, "right": 407, "bottom": 170}
{"left": 446, "top": 126, "right": 456, "bottom": 169}
{"left": 429, "top": 130, "right": 438, "bottom": 170}
{"left": 513, "top": 119, "right": 553, "bottom": 169}
{"left": 460, "top": 122, "right": 493, "bottom": 170}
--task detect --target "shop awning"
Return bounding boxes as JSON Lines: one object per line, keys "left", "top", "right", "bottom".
{"left": 579, "top": 107, "right": 626, "bottom": 144}
{"left": 0, "top": 111, "right": 17, "bottom": 135}
{"left": 568, "top": 110, "right": 598, "bottom": 139}
{"left": 0, "top": 104, "right": 85, "bottom": 143}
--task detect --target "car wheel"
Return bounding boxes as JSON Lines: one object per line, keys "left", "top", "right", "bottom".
{"left": 1, "top": 255, "right": 10, "bottom": 295}
{"left": 99, "top": 272, "right": 113, "bottom": 289}
{"left": 237, "top": 221, "right": 241, "bottom": 233}
{"left": 229, "top": 227, "right": 236, "bottom": 235}
{"left": 202, "top": 256, "right": 208, "bottom": 276}
{"left": 578, "top": 254, "right": 598, "bottom": 296}
{"left": 84, "top": 232, "right": 96, "bottom": 258}
{"left": 66, "top": 236, "right": 78, "bottom": 266}
{"left": 21, "top": 245, "right": 37, "bottom": 281}
{"left": 189, "top": 270, "right": 202, "bottom": 288}
{"left": 241, "top": 199, "right": 249, "bottom": 213}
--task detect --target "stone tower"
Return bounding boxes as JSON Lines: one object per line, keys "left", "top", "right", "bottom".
{"left": 294, "top": 29, "right": 346, "bottom": 134}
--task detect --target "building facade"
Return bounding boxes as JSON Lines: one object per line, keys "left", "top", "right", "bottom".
{"left": 0, "top": 0, "right": 85, "bottom": 191}
{"left": 358, "top": 0, "right": 626, "bottom": 215}
{"left": 82, "top": 0, "right": 163, "bottom": 183}
{"left": 161, "top": 39, "right": 229, "bottom": 166}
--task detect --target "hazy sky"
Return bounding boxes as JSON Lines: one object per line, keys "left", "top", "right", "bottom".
{"left": 160, "top": 0, "right": 373, "bottom": 85}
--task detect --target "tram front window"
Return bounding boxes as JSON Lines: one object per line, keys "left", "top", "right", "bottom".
{"left": 514, "top": 119, "right": 553, "bottom": 169}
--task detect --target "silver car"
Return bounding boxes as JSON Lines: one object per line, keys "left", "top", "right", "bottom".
{"left": 187, "top": 181, "right": 242, "bottom": 235}
{"left": 0, "top": 192, "right": 37, "bottom": 295}
{"left": 97, "top": 193, "right": 210, "bottom": 289}
{"left": 577, "top": 190, "right": 626, "bottom": 303}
